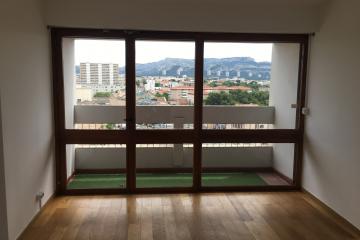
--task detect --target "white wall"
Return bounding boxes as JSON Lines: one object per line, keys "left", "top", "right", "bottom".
{"left": 62, "top": 39, "right": 76, "bottom": 179}
{"left": 270, "top": 44, "right": 299, "bottom": 129}
{"left": 75, "top": 146, "right": 273, "bottom": 170}
{"left": 202, "top": 147, "right": 272, "bottom": 168}
{"left": 0, "top": 0, "right": 55, "bottom": 239}
{"left": 270, "top": 44, "right": 300, "bottom": 179}
{"left": 0, "top": 97, "right": 9, "bottom": 240}
{"left": 75, "top": 105, "right": 275, "bottom": 125}
{"left": 3, "top": 0, "right": 360, "bottom": 237}
{"left": 45, "top": 0, "right": 328, "bottom": 33}
{"left": 303, "top": 0, "right": 360, "bottom": 229}
{"left": 63, "top": 38, "right": 75, "bottom": 129}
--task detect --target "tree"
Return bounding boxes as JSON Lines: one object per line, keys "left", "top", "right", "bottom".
{"left": 155, "top": 92, "right": 169, "bottom": 101}
{"left": 162, "top": 92, "right": 169, "bottom": 101}
{"left": 105, "top": 123, "right": 116, "bottom": 130}
{"left": 229, "top": 90, "right": 269, "bottom": 106}
{"left": 250, "top": 91, "right": 269, "bottom": 106}
{"left": 208, "top": 82, "right": 218, "bottom": 87}
{"left": 222, "top": 81, "right": 236, "bottom": 87}
{"left": 155, "top": 83, "right": 161, "bottom": 87}
{"left": 204, "top": 91, "right": 235, "bottom": 105}
{"left": 248, "top": 81, "right": 260, "bottom": 90}
{"left": 229, "top": 90, "right": 250, "bottom": 104}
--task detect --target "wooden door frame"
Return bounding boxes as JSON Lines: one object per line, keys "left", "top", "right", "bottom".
{"left": 51, "top": 27, "right": 309, "bottom": 195}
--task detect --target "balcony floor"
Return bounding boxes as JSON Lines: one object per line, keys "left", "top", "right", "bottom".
{"left": 67, "top": 172, "right": 287, "bottom": 189}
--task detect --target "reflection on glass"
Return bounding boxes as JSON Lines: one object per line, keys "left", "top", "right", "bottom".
{"left": 202, "top": 42, "right": 299, "bottom": 130}
{"left": 63, "top": 38, "right": 126, "bottom": 129}
{"left": 135, "top": 41, "right": 195, "bottom": 129}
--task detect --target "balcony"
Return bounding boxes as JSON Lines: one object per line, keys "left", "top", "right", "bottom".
{"left": 60, "top": 39, "right": 301, "bottom": 191}
{"left": 74, "top": 105, "right": 274, "bottom": 129}
{"left": 66, "top": 105, "right": 294, "bottom": 189}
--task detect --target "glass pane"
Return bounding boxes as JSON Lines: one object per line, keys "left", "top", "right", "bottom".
{"left": 136, "top": 144, "right": 193, "bottom": 188}
{"left": 66, "top": 144, "right": 126, "bottom": 189}
{"left": 63, "top": 38, "right": 126, "bottom": 130}
{"left": 201, "top": 143, "right": 294, "bottom": 186}
{"left": 202, "top": 42, "right": 300, "bottom": 130}
{"left": 135, "top": 41, "right": 195, "bottom": 129}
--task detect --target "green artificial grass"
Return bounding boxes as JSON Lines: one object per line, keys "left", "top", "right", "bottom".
{"left": 67, "top": 172, "right": 267, "bottom": 190}
{"left": 68, "top": 174, "right": 126, "bottom": 189}
{"left": 201, "top": 173, "right": 267, "bottom": 187}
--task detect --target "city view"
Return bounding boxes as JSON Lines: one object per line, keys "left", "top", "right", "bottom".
{"left": 64, "top": 38, "right": 298, "bottom": 191}
{"left": 73, "top": 40, "right": 273, "bottom": 130}
{"left": 75, "top": 59, "right": 271, "bottom": 105}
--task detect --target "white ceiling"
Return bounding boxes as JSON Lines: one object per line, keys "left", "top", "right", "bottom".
{"left": 45, "top": 0, "right": 331, "bottom": 33}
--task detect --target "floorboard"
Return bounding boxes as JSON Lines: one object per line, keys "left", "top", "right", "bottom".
{"left": 19, "top": 192, "right": 360, "bottom": 240}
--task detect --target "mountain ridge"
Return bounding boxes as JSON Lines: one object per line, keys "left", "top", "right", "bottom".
{"left": 76, "top": 57, "right": 271, "bottom": 80}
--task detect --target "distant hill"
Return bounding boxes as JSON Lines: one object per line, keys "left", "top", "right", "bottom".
{"left": 76, "top": 57, "right": 271, "bottom": 80}
{"left": 132, "top": 57, "right": 271, "bottom": 80}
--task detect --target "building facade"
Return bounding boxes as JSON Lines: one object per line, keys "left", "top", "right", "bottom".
{"left": 78, "top": 62, "right": 123, "bottom": 92}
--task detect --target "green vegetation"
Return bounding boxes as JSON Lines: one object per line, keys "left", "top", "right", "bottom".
{"left": 67, "top": 172, "right": 267, "bottom": 189}
{"left": 222, "top": 80, "right": 237, "bottom": 87}
{"left": 155, "top": 82, "right": 161, "bottom": 87}
{"left": 208, "top": 81, "right": 219, "bottom": 87}
{"left": 230, "top": 90, "right": 269, "bottom": 106}
{"left": 136, "top": 78, "right": 147, "bottom": 87}
{"left": 94, "top": 92, "right": 111, "bottom": 98}
{"left": 222, "top": 80, "right": 260, "bottom": 90}
{"left": 207, "top": 80, "right": 261, "bottom": 91}
{"left": 205, "top": 90, "right": 269, "bottom": 106}
{"left": 246, "top": 81, "right": 260, "bottom": 90}
{"left": 105, "top": 123, "right": 116, "bottom": 130}
{"left": 205, "top": 91, "right": 235, "bottom": 105}
{"left": 204, "top": 80, "right": 268, "bottom": 106}
{"left": 155, "top": 92, "right": 169, "bottom": 101}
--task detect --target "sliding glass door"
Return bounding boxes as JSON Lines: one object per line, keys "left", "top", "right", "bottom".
{"left": 52, "top": 28, "right": 308, "bottom": 194}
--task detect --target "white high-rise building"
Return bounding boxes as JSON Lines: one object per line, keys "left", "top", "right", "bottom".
{"left": 78, "top": 62, "right": 122, "bottom": 91}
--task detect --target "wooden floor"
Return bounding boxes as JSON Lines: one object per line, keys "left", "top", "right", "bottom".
{"left": 20, "top": 192, "right": 360, "bottom": 240}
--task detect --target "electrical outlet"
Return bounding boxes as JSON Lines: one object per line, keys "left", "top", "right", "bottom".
{"left": 36, "top": 192, "right": 45, "bottom": 209}
{"left": 36, "top": 192, "right": 44, "bottom": 201}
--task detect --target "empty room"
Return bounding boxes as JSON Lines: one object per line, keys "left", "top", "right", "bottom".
{"left": 1, "top": 0, "right": 360, "bottom": 239}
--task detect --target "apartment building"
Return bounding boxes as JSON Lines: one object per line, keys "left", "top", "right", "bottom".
{"left": 78, "top": 62, "right": 122, "bottom": 91}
